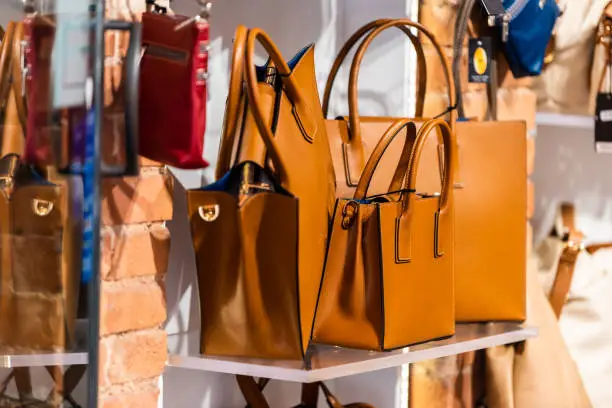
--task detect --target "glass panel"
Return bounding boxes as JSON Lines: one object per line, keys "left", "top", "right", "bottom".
{"left": 0, "top": 1, "right": 96, "bottom": 406}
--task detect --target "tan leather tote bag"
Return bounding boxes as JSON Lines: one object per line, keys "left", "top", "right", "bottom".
{"left": 313, "top": 118, "right": 455, "bottom": 350}
{"left": 188, "top": 26, "right": 333, "bottom": 360}
{"left": 322, "top": 18, "right": 455, "bottom": 198}
{"left": 0, "top": 154, "right": 81, "bottom": 353}
{"left": 441, "top": 0, "right": 527, "bottom": 323}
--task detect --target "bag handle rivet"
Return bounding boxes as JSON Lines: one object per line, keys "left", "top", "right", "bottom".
{"left": 341, "top": 201, "right": 358, "bottom": 229}
{"left": 198, "top": 204, "right": 219, "bottom": 222}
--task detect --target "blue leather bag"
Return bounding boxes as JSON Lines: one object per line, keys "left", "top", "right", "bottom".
{"left": 502, "top": 0, "right": 560, "bottom": 78}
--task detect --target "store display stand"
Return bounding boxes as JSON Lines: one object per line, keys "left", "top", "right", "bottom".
{"left": 168, "top": 323, "right": 536, "bottom": 386}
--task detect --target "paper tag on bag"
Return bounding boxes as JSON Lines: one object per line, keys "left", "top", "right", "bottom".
{"left": 468, "top": 38, "right": 492, "bottom": 84}
{"left": 595, "top": 93, "right": 612, "bottom": 153}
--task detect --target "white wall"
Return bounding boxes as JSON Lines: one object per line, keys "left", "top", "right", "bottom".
{"left": 164, "top": 0, "right": 416, "bottom": 406}
{"left": 532, "top": 123, "right": 612, "bottom": 245}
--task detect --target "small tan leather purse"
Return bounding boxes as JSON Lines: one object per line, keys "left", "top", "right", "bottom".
{"left": 313, "top": 118, "right": 455, "bottom": 350}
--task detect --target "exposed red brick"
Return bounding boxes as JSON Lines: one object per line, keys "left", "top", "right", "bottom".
{"left": 101, "top": 223, "right": 171, "bottom": 280}
{"left": 100, "top": 277, "right": 167, "bottom": 336}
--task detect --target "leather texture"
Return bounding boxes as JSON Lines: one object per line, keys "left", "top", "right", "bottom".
{"left": 449, "top": 121, "right": 527, "bottom": 322}
{"left": 536, "top": 203, "right": 612, "bottom": 407}
{"left": 188, "top": 26, "right": 334, "bottom": 359}
{"left": 313, "top": 118, "right": 455, "bottom": 351}
{"left": 139, "top": 11, "right": 209, "bottom": 169}
{"left": 323, "top": 18, "right": 455, "bottom": 198}
{"left": 0, "top": 154, "right": 81, "bottom": 352}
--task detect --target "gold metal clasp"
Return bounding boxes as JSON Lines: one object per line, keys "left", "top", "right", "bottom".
{"left": 198, "top": 204, "right": 219, "bottom": 222}
{"left": 32, "top": 199, "right": 54, "bottom": 217}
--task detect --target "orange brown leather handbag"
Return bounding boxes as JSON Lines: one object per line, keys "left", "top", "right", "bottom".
{"left": 322, "top": 18, "right": 455, "bottom": 198}
{"left": 188, "top": 25, "right": 334, "bottom": 360}
{"left": 313, "top": 118, "right": 456, "bottom": 350}
{"left": 445, "top": 0, "right": 527, "bottom": 323}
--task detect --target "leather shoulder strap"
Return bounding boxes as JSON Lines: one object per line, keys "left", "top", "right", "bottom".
{"left": 548, "top": 203, "right": 583, "bottom": 318}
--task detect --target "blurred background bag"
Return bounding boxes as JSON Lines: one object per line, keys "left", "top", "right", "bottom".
{"left": 533, "top": 0, "right": 610, "bottom": 115}
{"left": 536, "top": 203, "right": 612, "bottom": 408}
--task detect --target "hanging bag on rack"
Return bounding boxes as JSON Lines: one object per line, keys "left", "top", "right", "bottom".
{"left": 536, "top": 203, "right": 612, "bottom": 407}
{"left": 500, "top": 0, "right": 560, "bottom": 77}
{"left": 532, "top": 0, "right": 610, "bottom": 115}
{"left": 322, "top": 18, "right": 455, "bottom": 198}
{"left": 188, "top": 25, "right": 334, "bottom": 360}
{"left": 0, "top": 152, "right": 81, "bottom": 353}
{"left": 138, "top": 6, "right": 210, "bottom": 169}
{"left": 313, "top": 118, "right": 455, "bottom": 350}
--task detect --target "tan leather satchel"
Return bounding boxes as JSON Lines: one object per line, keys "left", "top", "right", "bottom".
{"left": 0, "top": 154, "right": 81, "bottom": 352}
{"left": 313, "top": 118, "right": 455, "bottom": 350}
{"left": 322, "top": 18, "right": 455, "bottom": 198}
{"left": 188, "top": 25, "right": 333, "bottom": 360}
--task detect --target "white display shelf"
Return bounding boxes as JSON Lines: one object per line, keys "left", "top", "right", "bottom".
{"left": 167, "top": 323, "right": 537, "bottom": 383}
{"left": 0, "top": 321, "right": 88, "bottom": 368}
{"left": 0, "top": 350, "right": 88, "bottom": 368}
{"left": 536, "top": 112, "right": 594, "bottom": 130}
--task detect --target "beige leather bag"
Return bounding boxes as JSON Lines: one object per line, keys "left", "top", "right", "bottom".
{"left": 533, "top": 0, "right": 611, "bottom": 115}
{"left": 537, "top": 203, "right": 612, "bottom": 408}
{"left": 188, "top": 26, "right": 333, "bottom": 359}
{"left": 484, "top": 259, "right": 591, "bottom": 408}
{"left": 313, "top": 118, "right": 455, "bottom": 350}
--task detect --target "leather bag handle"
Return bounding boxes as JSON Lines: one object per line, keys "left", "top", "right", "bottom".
{"left": 100, "top": 20, "right": 141, "bottom": 176}
{"left": 349, "top": 19, "right": 455, "bottom": 145}
{"left": 9, "top": 22, "right": 27, "bottom": 131}
{"left": 453, "top": 0, "right": 498, "bottom": 120}
{"left": 244, "top": 27, "right": 316, "bottom": 185}
{"left": 321, "top": 19, "right": 428, "bottom": 118}
{"left": 353, "top": 119, "right": 417, "bottom": 200}
{"left": 0, "top": 22, "right": 16, "bottom": 117}
{"left": 0, "top": 22, "right": 27, "bottom": 136}
{"left": 401, "top": 118, "right": 454, "bottom": 216}
{"left": 215, "top": 25, "right": 248, "bottom": 181}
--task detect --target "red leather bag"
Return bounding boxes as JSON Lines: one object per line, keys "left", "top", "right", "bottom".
{"left": 139, "top": 12, "right": 209, "bottom": 169}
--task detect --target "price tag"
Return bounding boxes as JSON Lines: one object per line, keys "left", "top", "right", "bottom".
{"left": 468, "top": 38, "right": 492, "bottom": 84}
{"left": 52, "top": 0, "right": 90, "bottom": 108}
{"left": 595, "top": 93, "right": 612, "bottom": 153}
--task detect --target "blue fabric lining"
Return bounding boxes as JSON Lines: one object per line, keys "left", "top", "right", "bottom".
{"left": 254, "top": 44, "right": 312, "bottom": 80}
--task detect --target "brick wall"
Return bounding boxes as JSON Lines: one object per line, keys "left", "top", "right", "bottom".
{"left": 98, "top": 163, "right": 173, "bottom": 408}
